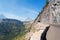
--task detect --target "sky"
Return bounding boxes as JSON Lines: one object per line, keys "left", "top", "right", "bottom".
{"left": 0, "top": 0, "right": 46, "bottom": 21}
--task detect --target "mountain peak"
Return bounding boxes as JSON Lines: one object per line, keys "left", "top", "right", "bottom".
{"left": 0, "top": 14, "right": 6, "bottom": 19}
{"left": 24, "top": 17, "right": 33, "bottom": 21}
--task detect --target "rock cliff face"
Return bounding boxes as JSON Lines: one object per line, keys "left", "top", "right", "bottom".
{"left": 25, "top": 0, "right": 60, "bottom": 40}
{"left": 32, "top": 0, "right": 60, "bottom": 30}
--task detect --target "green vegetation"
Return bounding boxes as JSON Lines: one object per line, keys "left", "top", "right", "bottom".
{"left": 0, "top": 19, "right": 27, "bottom": 40}
{"left": 45, "top": 0, "right": 49, "bottom": 7}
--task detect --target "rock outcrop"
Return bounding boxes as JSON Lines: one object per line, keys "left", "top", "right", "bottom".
{"left": 25, "top": 0, "right": 60, "bottom": 40}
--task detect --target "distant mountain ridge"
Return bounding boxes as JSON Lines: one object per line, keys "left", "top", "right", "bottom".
{"left": 0, "top": 14, "right": 6, "bottom": 19}
{"left": 0, "top": 18, "right": 26, "bottom": 40}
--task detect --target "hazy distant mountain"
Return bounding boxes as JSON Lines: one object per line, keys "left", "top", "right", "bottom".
{"left": 23, "top": 17, "right": 33, "bottom": 25}
{"left": 0, "top": 14, "right": 6, "bottom": 19}
{"left": 24, "top": 17, "right": 33, "bottom": 21}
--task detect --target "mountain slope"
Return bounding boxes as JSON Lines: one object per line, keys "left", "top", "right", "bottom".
{"left": 0, "top": 19, "right": 26, "bottom": 40}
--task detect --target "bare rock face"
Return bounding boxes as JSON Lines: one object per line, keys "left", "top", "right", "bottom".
{"left": 30, "top": 31, "right": 43, "bottom": 40}
{"left": 25, "top": 32, "right": 33, "bottom": 40}
{"left": 49, "top": 0, "right": 60, "bottom": 23}
{"left": 34, "top": 0, "right": 60, "bottom": 24}
{"left": 30, "top": 23, "right": 49, "bottom": 40}
{"left": 25, "top": 0, "right": 60, "bottom": 40}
